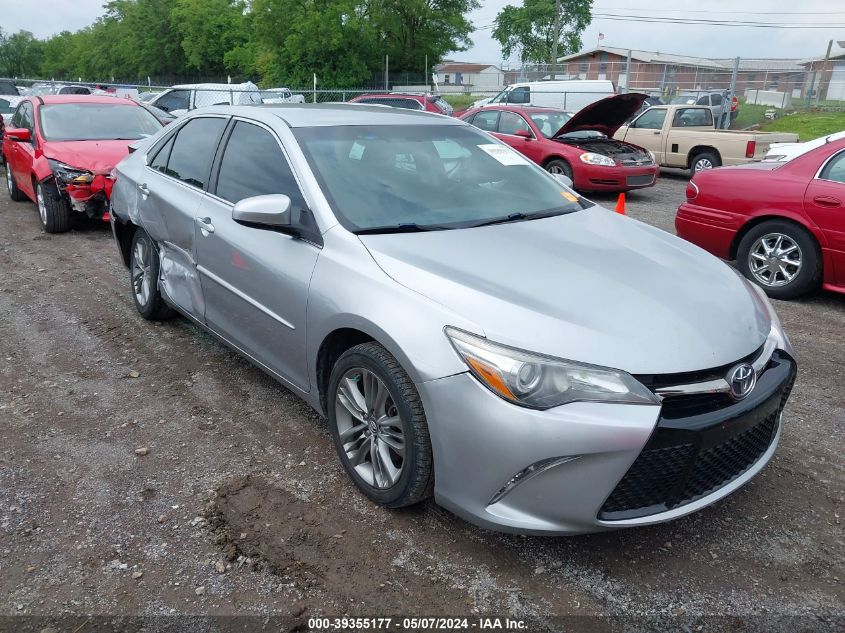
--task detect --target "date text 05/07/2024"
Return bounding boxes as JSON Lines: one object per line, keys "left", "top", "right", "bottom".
{"left": 307, "top": 617, "right": 528, "bottom": 630}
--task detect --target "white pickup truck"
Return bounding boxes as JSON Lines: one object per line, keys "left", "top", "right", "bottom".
{"left": 614, "top": 104, "right": 798, "bottom": 173}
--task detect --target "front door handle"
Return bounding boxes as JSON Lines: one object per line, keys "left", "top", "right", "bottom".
{"left": 813, "top": 195, "right": 841, "bottom": 207}
{"left": 652, "top": 130, "right": 660, "bottom": 135}
{"left": 138, "top": 183, "right": 149, "bottom": 199}
{"left": 196, "top": 216, "right": 215, "bottom": 235}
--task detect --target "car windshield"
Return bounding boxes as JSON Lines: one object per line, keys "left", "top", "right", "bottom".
{"left": 528, "top": 111, "right": 572, "bottom": 138}
{"left": 39, "top": 103, "right": 162, "bottom": 141}
{"left": 294, "top": 124, "right": 589, "bottom": 233}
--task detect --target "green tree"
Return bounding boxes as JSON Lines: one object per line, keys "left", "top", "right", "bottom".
{"left": 0, "top": 30, "right": 44, "bottom": 77}
{"left": 493, "top": 0, "right": 592, "bottom": 64}
{"left": 171, "top": 0, "right": 249, "bottom": 75}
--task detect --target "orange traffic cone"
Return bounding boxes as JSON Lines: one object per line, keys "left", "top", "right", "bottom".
{"left": 614, "top": 193, "right": 626, "bottom": 215}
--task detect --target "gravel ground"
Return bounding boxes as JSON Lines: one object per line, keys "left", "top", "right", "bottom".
{"left": 0, "top": 168, "right": 842, "bottom": 632}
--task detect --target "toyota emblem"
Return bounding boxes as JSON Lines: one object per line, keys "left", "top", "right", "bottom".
{"left": 728, "top": 363, "right": 756, "bottom": 400}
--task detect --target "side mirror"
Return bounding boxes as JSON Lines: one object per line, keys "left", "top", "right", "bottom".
{"left": 6, "top": 127, "right": 31, "bottom": 142}
{"left": 553, "top": 174, "right": 573, "bottom": 188}
{"left": 514, "top": 129, "right": 533, "bottom": 140}
{"left": 232, "top": 194, "right": 292, "bottom": 228}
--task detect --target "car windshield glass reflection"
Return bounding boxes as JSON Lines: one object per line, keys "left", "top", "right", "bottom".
{"left": 294, "top": 125, "right": 588, "bottom": 233}
{"left": 39, "top": 103, "right": 162, "bottom": 141}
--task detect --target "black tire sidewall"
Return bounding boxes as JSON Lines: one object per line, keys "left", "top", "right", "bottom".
{"left": 129, "top": 229, "right": 166, "bottom": 319}
{"left": 546, "top": 159, "right": 573, "bottom": 180}
{"left": 38, "top": 180, "right": 70, "bottom": 233}
{"left": 736, "top": 221, "right": 821, "bottom": 299}
{"left": 327, "top": 344, "right": 431, "bottom": 507}
{"left": 691, "top": 152, "right": 720, "bottom": 173}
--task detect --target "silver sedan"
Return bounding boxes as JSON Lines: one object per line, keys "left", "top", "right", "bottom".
{"left": 109, "top": 104, "right": 796, "bottom": 534}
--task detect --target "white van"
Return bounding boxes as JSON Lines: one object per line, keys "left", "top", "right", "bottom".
{"left": 472, "top": 80, "right": 616, "bottom": 113}
{"left": 149, "top": 82, "right": 262, "bottom": 116}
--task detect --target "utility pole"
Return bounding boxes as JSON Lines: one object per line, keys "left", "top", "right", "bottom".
{"left": 550, "top": 0, "right": 561, "bottom": 79}
{"left": 724, "top": 57, "right": 739, "bottom": 130}
{"left": 816, "top": 39, "right": 833, "bottom": 107}
{"left": 625, "top": 49, "right": 632, "bottom": 93}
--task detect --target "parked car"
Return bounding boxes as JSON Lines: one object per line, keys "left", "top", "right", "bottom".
{"left": 260, "top": 88, "right": 306, "bottom": 104}
{"left": 460, "top": 94, "right": 658, "bottom": 192}
{"left": 763, "top": 131, "right": 845, "bottom": 162}
{"left": 670, "top": 90, "right": 739, "bottom": 126}
{"left": 137, "top": 91, "right": 162, "bottom": 103}
{"left": 471, "top": 80, "right": 616, "bottom": 113}
{"left": 348, "top": 92, "right": 452, "bottom": 115}
{"left": 108, "top": 103, "right": 795, "bottom": 535}
{"left": 676, "top": 135, "right": 845, "bottom": 299}
{"left": 148, "top": 82, "right": 262, "bottom": 115}
{"left": 0, "top": 95, "right": 24, "bottom": 125}
{"left": 2, "top": 95, "right": 163, "bottom": 233}
{"left": 614, "top": 104, "right": 798, "bottom": 173}
{"left": 0, "top": 79, "right": 19, "bottom": 95}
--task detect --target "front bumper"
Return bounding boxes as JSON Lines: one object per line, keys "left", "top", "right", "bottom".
{"left": 418, "top": 350, "right": 795, "bottom": 535}
{"left": 573, "top": 163, "right": 659, "bottom": 192}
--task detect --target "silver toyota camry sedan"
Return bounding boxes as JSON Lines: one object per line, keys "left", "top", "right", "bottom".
{"left": 109, "top": 104, "right": 796, "bottom": 534}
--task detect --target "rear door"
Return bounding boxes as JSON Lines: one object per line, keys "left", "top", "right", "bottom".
{"left": 804, "top": 149, "right": 845, "bottom": 284}
{"left": 619, "top": 107, "right": 667, "bottom": 162}
{"left": 137, "top": 116, "right": 229, "bottom": 320}
{"left": 195, "top": 119, "right": 321, "bottom": 390}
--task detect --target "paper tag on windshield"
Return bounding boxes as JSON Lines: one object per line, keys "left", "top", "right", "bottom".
{"left": 478, "top": 144, "right": 530, "bottom": 166}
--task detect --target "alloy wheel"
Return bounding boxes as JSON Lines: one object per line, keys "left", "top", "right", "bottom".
{"left": 334, "top": 367, "right": 405, "bottom": 489}
{"left": 547, "top": 164, "right": 566, "bottom": 174}
{"left": 36, "top": 185, "right": 47, "bottom": 225}
{"left": 694, "top": 158, "right": 713, "bottom": 172}
{"left": 132, "top": 238, "right": 152, "bottom": 307}
{"left": 748, "top": 232, "right": 802, "bottom": 287}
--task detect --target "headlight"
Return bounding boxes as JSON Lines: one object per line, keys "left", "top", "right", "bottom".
{"left": 579, "top": 152, "right": 615, "bottom": 167}
{"left": 741, "top": 277, "right": 793, "bottom": 355}
{"left": 648, "top": 151, "right": 657, "bottom": 163}
{"left": 445, "top": 327, "right": 659, "bottom": 409}
{"left": 48, "top": 158, "right": 94, "bottom": 185}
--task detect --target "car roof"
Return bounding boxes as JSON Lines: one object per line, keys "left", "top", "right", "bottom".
{"left": 35, "top": 94, "right": 138, "bottom": 105}
{"left": 471, "top": 105, "right": 569, "bottom": 114}
{"left": 184, "top": 103, "right": 463, "bottom": 127}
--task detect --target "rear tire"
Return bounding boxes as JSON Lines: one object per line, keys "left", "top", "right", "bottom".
{"left": 37, "top": 180, "right": 71, "bottom": 233}
{"left": 5, "top": 163, "right": 27, "bottom": 202}
{"left": 736, "top": 220, "right": 821, "bottom": 300}
{"left": 690, "top": 151, "right": 721, "bottom": 174}
{"left": 129, "top": 228, "right": 176, "bottom": 320}
{"left": 328, "top": 342, "right": 433, "bottom": 508}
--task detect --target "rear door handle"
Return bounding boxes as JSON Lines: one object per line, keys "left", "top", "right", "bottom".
{"left": 196, "top": 216, "right": 215, "bottom": 235}
{"left": 813, "top": 195, "right": 841, "bottom": 207}
{"left": 138, "top": 183, "right": 149, "bottom": 198}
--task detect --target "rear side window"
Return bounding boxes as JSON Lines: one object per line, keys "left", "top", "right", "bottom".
{"left": 215, "top": 121, "right": 305, "bottom": 207}
{"left": 673, "top": 108, "right": 713, "bottom": 127}
{"left": 820, "top": 151, "right": 845, "bottom": 184}
{"left": 710, "top": 93, "right": 723, "bottom": 106}
{"left": 163, "top": 117, "right": 227, "bottom": 188}
{"left": 155, "top": 90, "right": 190, "bottom": 113}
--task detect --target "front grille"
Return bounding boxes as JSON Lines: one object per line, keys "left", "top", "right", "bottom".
{"left": 600, "top": 350, "right": 796, "bottom": 521}
{"left": 588, "top": 178, "right": 620, "bottom": 186}
{"left": 626, "top": 174, "right": 655, "bottom": 187}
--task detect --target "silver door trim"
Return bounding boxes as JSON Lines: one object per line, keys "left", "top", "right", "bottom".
{"left": 196, "top": 263, "right": 296, "bottom": 330}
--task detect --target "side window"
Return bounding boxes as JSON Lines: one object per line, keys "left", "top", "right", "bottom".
{"left": 673, "top": 107, "right": 713, "bottom": 127}
{"left": 632, "top": 108, "right": 666, "bottom": 130}
{"left": 20, "top": 103, "right": 34, "bottom": 130}
{"left": 11, "top": 103, "right": 24, "bottom": 127}
{"left": 155, "top": 90, "right": 190, "bottom": 113}
{"left": 710, "top": 93, "right": 723, "bottom": 106}
{"left": 164, "top": 117, "right": 228, "bottom": 188}
{"left": 149, "top": 135, "right": 175, "bottom": 173}
{"left": 498, "top": 111, "right": 531, "bottom": 136}
{"left": 505, "top": 87, "right": 529, "bottom": 104}
{"left": 820, "top": 152, "right": 845, "bottom": 184}
{"left": 472, "top": 110, "right": 500, "bottom": 132}
{"left": 215, "top": 121, "right": 305, "bottom": 208}
{"left": 696, "top": 95, "right": 710, "bottom": 106}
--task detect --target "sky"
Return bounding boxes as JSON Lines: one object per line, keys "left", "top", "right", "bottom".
{"left": 1, "top": 0, "right": 843, "bottom": 66}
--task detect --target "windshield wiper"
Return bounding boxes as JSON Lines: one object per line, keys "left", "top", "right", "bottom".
{"left": 466, "top": 209, "right": 571, "bottom": 228}
{"left": 355, "top": 223, "right": 452, "bottom": 235}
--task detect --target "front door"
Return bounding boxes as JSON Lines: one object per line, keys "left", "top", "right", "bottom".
{"left": 618, "top": 107, "right": 667, "bottom": 162}
{"left": 8, "top": 101, "right": 37, "bottom": 199}
{"left": 804, "top": 149, "right": 845, "bottom": 285}
{"left": 137, "top": 116, "right": 229, "bottom": 320}
{"left": 195, "top": 119, "right": 320, "bottom": 391}
{"left": 493, "top": 111, "right": 544, "bottom": 164}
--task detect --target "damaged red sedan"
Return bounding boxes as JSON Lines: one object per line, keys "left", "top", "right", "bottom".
{"left": 2, "top": 95, "right": 162, "bottom": 233}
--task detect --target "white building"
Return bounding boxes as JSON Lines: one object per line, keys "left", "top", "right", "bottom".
{"left": 435, "top": 63, "right": 504, "bottom": 93}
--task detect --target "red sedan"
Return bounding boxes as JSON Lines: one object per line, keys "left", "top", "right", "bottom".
{"left": 459, "top": 93, "right": 659, "bottom": 192}
{"left": 2, "top": 95, "right": 162, "bottom": 233}
{"left": 676, "top": 136, "right": 845, "bottom": 299}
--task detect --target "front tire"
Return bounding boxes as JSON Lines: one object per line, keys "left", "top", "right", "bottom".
{"left": 545, "top": 158, "right": 573, "bottom": 181}
{"left": 736, "top": 220, "right": 821, "bottom": 300}
{"left": 328, "top": 342, "right": 433, "bottom": 508}
{"left": 5, "top": 163, "right": 27, "bottom": 202}
{"left": 129, "top": 228, "right": 176, "bottom": 320}
{"left": 690, "top": 151, "right": 721, "bottom": 174}
{"left": 37, "top": 180, "right": 71, "bottom": 233}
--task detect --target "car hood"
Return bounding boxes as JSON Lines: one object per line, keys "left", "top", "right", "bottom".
{"left": 554, "top": 93, "right": 648, "bottom": 138}
{"left": 42, "top": 139, "right": 135, "bottom": 174}
{"left": 360, "top": 207, "right": 770, "bottom": 375}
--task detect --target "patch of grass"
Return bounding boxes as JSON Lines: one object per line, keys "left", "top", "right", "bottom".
{"left": 440, "top": 93, "right": 480, "bottom": 112}
{"left": 760, "top": 110, "right": 845, "bottom": 141}
{"left": 731, "top": 103, "right": 769, "bottom": 130}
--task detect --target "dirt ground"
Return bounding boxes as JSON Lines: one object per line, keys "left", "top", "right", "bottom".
{"left": 0, "top": 170, "right": 842, "bottom": 632}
